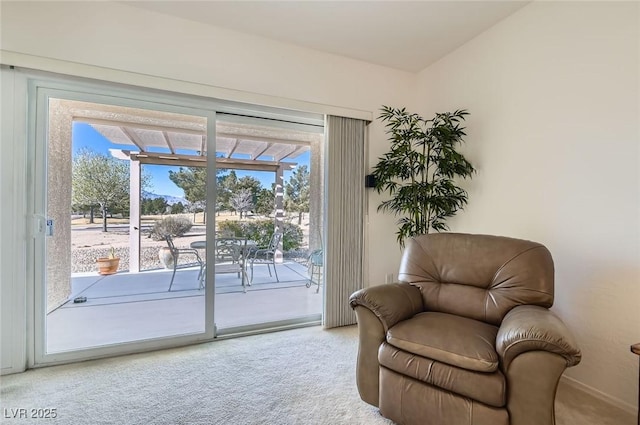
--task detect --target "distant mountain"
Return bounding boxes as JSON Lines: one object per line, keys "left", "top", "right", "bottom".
{"left": 141, "top": 191, "right": 187, "bottom": 205}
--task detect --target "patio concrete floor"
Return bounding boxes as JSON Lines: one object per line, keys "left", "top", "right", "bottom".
{"left": 46, "top": 262, "right": 323, "bottom": 353}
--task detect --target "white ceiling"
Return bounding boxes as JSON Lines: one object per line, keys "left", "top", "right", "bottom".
{"left": 123, "top": 1, "right": 529, "bottom": 73}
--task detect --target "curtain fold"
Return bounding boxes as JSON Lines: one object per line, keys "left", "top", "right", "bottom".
{"left": 323, "top": 115, "right": 366, "bottom": 328}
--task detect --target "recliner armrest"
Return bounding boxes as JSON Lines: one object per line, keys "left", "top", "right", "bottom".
{"left": 349, "top": 283, "right": 423, "bottom": 332}
{"left": 497, "top": 305, "right": 581, "bottom": 370}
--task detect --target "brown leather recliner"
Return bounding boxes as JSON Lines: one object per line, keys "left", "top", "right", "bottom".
{"left": 350, "top": 233, "right": 581, "bottom": 425}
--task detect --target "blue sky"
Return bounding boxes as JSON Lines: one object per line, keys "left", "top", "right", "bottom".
{"left": 72, "top": 123, "right": 308, "bottom": 198}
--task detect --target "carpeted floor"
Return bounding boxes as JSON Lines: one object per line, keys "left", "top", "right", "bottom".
{"left": 0, "top": 325, "right": 634, "bottom": 425}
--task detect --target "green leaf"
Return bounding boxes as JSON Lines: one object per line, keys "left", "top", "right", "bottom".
{"left": 373, "top": 106, "right": 475, "bottom": 245}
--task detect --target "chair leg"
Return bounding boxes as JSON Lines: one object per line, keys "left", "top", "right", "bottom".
{"left": 266, "top": 263, "right": 272, "bottom": 277}
{"left": 169, "top": 262, "right": 177, "bottom": 291}
{"left": 306, "top": 263, "right": 314, "bottom": 288}
{"left": 244, "top": 262, "right": 251, "bottom": 287}
{"left": 272, "top": 260, "right": 279, "bottom": 282}
{"left": 307, "top": 264, "right": 321, "bottom": 293}
{"left": 199, "top": 265, "right": 206, "bottom": 290}
{"left": 241, "top": 269, "right": 248, "bottom": 293}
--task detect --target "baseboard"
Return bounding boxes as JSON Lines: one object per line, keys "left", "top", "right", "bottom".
{"left": 1, "top": 365, "right": 25, "bottom": 376}
{"left": 560, "top": 375, "right": 637, "bottom": 416}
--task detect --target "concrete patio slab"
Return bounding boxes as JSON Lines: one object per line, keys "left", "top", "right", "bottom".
{"left": 46, "top": 261, "right": 323, "bottom": 353}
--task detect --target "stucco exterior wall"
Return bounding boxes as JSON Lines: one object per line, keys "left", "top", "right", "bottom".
{"left": 46, "top": 99, "right": 73, "bottom": 312}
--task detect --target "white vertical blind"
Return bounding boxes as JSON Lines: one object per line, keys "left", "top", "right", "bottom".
{"left": 323, "top": 116, "right": 366, "bottom": 328}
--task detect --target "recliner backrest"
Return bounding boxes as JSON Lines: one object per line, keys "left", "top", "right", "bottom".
{"left": 398, "top": 233, "right": 554, "bottom": 326}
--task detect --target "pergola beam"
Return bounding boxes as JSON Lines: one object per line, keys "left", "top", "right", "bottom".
{"left": 119, "top": 127, "right": 145, "bottom": 151}
{"left": 276, "top": 145, "right": 307, "bottom": 162}
{"left": 113, "top": 150, "right": 296, "bottom": 172}
{"left": 161, "top": 131, "right": 176, "bottom": 154}
{"left": 226, "top": 138, "right": 240, "bottom": 158}
{"left": 251, "top": 142, "right": 273, "bottom": 160}
{"left": 217, "top": 132, "right": 311, "bottom": 147}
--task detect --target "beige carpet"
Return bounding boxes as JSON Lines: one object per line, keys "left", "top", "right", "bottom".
{"left": 0, "top": 325, "right": 634, "bottom": 425}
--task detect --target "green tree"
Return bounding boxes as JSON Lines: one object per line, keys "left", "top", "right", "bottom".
{"left": 72, "top": 148, "right": 149, "bottom": 232}
{"left": 255, "top": 187, "right": 275, "bottom": 217}
{"left": 284, "top": 165, "right": 310, "bottom": 224}
{"left": 141, "top": 198, "right": 152, "bottom": 215}
{"left": 72, "top": 202, "right": 96, "bottom": 223}
{"left": 108, "top": 201, "right": 130, "bottom": 218}
{"left": 154, "top": 197, "right": 169, "bottom": 214}
{"left": 169, "top": 167, "right": 207, "bottom": 222}
{"left": 217, "top": 170, "right": 238, "bottom": 212}
{"left": 170, "top": 202, "right": 185, "bottom": 214}
{"left": 236, "top": 175, "right": 262, "bottom": 196}
{"left": 141, "top": 197, "right": 169, "bottom": 215}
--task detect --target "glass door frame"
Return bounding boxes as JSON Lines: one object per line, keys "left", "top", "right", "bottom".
{"left": 29, "top": 77, "right": 218, "bottom": 367}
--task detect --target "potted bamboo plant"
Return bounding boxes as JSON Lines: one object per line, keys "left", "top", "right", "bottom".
{"left": 371, "top": 106, "right": 475, "bottom": 246}
{"left": 96, "top": 246, "right": 120, "bottom": 275}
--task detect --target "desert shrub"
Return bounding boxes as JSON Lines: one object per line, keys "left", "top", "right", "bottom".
{"left": 281, "top": 222, "right": 304, "bottom": 251}
{"left": 218, "top": 220, "right": 303, "bottom": 251}
{"left": 150, "top": 216, "right": 193, "bottom": 240}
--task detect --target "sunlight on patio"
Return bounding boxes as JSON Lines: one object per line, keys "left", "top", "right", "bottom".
{"left": 46, "top": 262, "right": 322, "bottom": 353}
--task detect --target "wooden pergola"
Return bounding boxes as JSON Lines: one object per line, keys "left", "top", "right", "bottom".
{"left": 76, "top": 103, "right": 321, "bottom": 272}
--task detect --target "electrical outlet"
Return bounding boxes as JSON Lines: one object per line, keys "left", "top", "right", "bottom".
{"left": 385, "top": 273, "right": 394, "bottom": 284}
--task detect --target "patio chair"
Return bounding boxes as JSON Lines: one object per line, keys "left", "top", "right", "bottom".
{"left": 210, "top": 237, "right": 250, "bottom": 292}
{"left": 166, "top": 235, "right": 204, "bottom": 292}
{"left": 249, "top": 232, "right": 282, "bottom": 283}
{"left": 306, "top": 248, "right": 323, "bottom": 293}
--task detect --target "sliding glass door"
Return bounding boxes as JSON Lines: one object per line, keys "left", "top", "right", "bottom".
{"left": 28, "top": 73, "right": 326, "bottom": 366}
{"left": 32, "top": 81, "right": 216, "bottom": 364}
{"left": 212, "top": 114, "right": 325, "bottom": 333}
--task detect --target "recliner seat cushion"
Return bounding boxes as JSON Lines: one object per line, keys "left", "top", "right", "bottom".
{"left": 386, "top": 312, "right": 499, "bottom": 372}
{"left": 378, "top": 342, "right": 506, "bottom": 407}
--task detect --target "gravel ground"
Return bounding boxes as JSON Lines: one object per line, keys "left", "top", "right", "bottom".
{"left": 72, "top": 246, "right": 169, "bottom": 273}
{"left": 71, "top": 246, "right": 307, "bottom": 273}
{"left": 72, "top": 241, "right": 310, "bottom": 274}
{"left": 71, "top": 214, "right": 311, "bottom": 274}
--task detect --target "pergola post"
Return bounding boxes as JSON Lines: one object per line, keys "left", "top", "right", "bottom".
{"left": 274, "top": 164, "right": 285, "bottom": 263}
{"left": 129, "top": 158, "right": 141, "bottom": 273}
{"left": 309, "top": 137, "right": 324, "bottom": 251}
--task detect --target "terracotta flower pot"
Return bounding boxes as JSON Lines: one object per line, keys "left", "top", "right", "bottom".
{"left": 96, "top": 257, "right": 120, "bottom": 275}
{"left": 158, "top": 247, "right": 175, "bottom": 269}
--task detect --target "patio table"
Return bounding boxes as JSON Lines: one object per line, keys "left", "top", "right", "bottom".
{"left": 190, "top": 238, "right": 257, "bottom": 291}
{"left": 190, "top": 239, "right": 257, "bottom": 251}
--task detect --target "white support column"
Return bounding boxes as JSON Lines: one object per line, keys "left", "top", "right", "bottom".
{"left": 129, "top": 159, "right": 141, "bottom": 272}
{"left": 274, "top": 165, "right": 285, "bottom": 263}
{"left": 309, "top": 136, "right": 324, "bottom": 252}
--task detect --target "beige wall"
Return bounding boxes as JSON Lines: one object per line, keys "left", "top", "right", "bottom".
{"left": 415, "top": 1, "right": 640, "bottom": 410}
